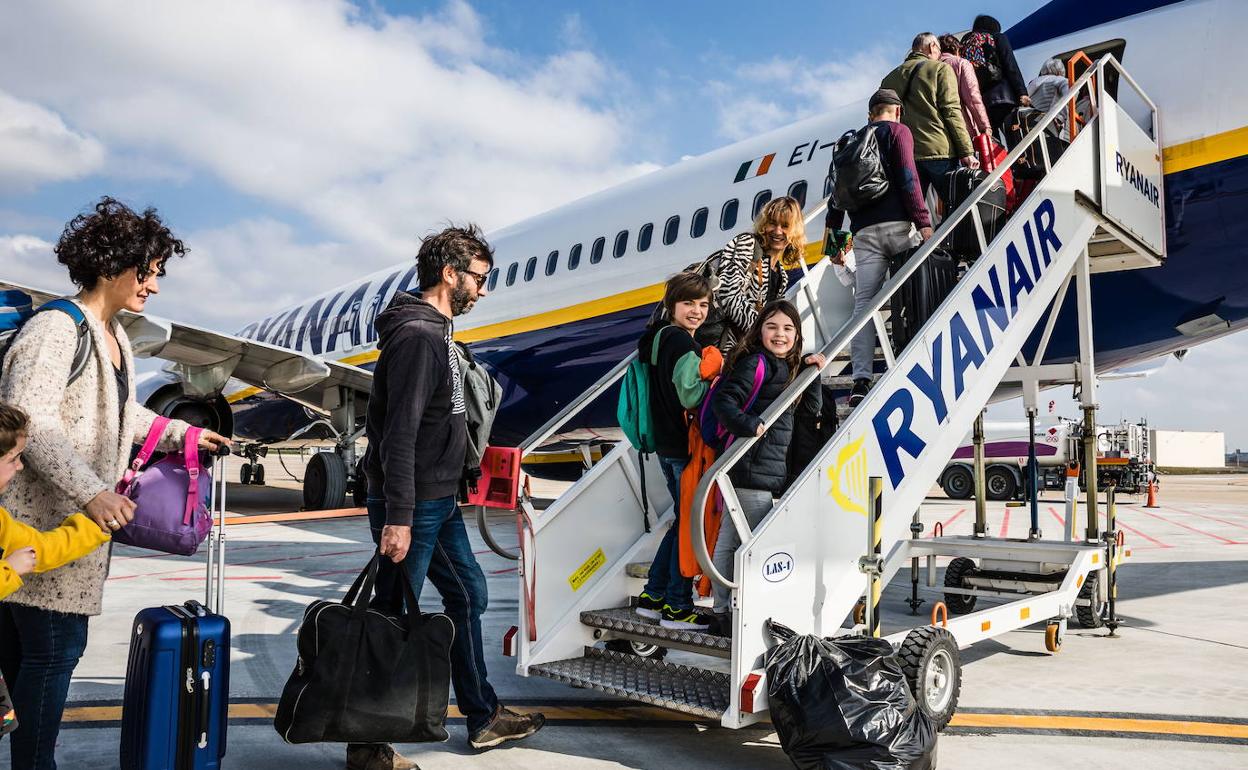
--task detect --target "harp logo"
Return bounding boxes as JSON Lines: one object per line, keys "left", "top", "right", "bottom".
{"left": 827, "top": 434, "right": 869, "bottom": 516}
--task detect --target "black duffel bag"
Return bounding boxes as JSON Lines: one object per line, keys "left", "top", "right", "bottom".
{"left": 274, "top": 553, "right": 454, "bottom": 744}
{"left": 764, "top": 621, "right": 937, "bottom": 770}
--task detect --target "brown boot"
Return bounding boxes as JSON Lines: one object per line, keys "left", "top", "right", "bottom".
{"left": 345, "top": 743, "right": 420, "bottom": 770}
{"left": 467, "top": 705, "right": 546, "bottom": 750}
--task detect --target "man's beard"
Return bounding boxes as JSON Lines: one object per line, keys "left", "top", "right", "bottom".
{"left": 450, "top": 276, "right": 475, "bottom": 316}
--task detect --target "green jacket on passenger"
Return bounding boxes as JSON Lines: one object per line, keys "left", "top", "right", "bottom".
{"left": 881, "top": 52, "right": 974, "bottom": 162}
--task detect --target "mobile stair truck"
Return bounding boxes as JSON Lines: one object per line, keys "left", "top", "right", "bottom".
{"left": 491, "top": 54, "right": 1159, "bottom": 732}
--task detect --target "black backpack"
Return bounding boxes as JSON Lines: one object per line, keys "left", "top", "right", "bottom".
{"left": 829, "top": 126, "right": 890, "bottom": 212}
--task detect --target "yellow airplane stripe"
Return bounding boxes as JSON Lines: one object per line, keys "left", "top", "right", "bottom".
{"left": 1163, "top": 125, "right": 1248, "bottom": 175}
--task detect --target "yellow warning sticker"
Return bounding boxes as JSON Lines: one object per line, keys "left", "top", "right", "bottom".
{"left": 569, "top": 548, "right": 606, "bottom": 592}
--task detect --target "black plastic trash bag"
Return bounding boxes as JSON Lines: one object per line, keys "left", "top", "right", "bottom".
{"left": 764, "top": 620, "right": 937, "bottom": 770}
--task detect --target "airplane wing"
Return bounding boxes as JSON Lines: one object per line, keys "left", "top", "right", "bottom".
{"left": 3, "top": 281, "right": 371, "bottom": 410}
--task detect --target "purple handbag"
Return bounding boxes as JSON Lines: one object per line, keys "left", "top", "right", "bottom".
{"left": 113, "top": 417, "right": 213, "bottom": 555}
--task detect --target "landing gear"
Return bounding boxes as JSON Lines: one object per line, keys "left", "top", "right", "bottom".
{"left": 943, "top": 557, "right": 978, "bottom": 615}
{"left": 605, "top": 639, "right": 668, "bottom": 660}
{"left": 898, "top": 626, "right": 961, "bottom": 731}
{"left": 238, "top": 443, "right": 268, "bottom": 486}
{"left": 1075, "top": 570, "right": 1106, "bottom": 628}
{"left": 304, "top": 451, "right": 348, "bottom": 510}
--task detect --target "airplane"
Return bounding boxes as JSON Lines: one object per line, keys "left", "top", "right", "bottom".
{"left": 4, "top": 0, "right": 1245, "bottom": 511}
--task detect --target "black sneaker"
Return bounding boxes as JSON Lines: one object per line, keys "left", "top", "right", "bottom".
{"left": 635, "top": 591, "right": 664, "bottom": 620}
{"left": 659, "top": 604, "right": 711, "bottom": 630}
{"left": 705, "top": 611, "right": 733, "bottom": 637}
{"left": 849, "top": 378, "right": 871, "bottom": 407}
{"left": 468, "top": 705, "right": 546, "bottom": 750}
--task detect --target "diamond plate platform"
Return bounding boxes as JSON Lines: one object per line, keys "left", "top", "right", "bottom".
{"left": 529, "top": 647, "right": 730, "bottom": 719}
{"left": 581, "top": 606, "right": 732, "bottom": 655}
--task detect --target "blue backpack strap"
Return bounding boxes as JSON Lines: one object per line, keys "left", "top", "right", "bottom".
{"left": 37, "top": 299, "right": 93, "bottom": 386}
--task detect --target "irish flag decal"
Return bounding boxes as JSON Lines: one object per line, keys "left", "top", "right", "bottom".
{"left": 734, "top": 153, "right": 776, "bottom": 183}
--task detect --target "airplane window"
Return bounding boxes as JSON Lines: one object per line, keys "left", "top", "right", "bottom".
{"left": 591, "top": 237, "right": 605, "bottom": 264}
{"left": 487, "top": 267, "right": 499, "bottom": 292}
{"left": 823, "top": 174, "right": 833, "bottom": 199}
{"left": 638, "top": 223, "right": 654, "bottom": 252}
{"left": 545, "top": 250, "right": 559, "bottom": 276}
{"left": 752, "top": 189, "right": 772, "bottom": 218}
{"left": 524, "top": 256, "right": 537, "bottom": 281}
{"left": 506, "top": 262, "right": 518, "bottom": 286}
{"left": 613, "top": 230, "right": 629, "bottom": 258}
{"left": 691, "top": 207, "right": 708, "bottom": 238}
{"left": 788, "top": 181, "right": 808, "bottom": 209}
{"left": 663, "top": 216, "right": 680, "bottom": 246}
{"left": 720, "top": 199, "right": 739, "bottom": 231}
{"left": 568, "top": 243, "right": 582, "bottom": 270}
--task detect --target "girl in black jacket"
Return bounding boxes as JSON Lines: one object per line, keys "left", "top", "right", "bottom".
{"left": 708, "top": 300, "right": 823, "bottom": 627}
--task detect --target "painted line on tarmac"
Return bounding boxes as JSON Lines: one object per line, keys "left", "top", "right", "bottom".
{"left": 222, "top": 507, "right": 367, "bottom": 525}
{"left": 56, "top": 702, "right": 1248, "bottom": 743}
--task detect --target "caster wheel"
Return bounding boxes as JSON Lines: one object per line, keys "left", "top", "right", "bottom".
{"left": 240, "top": 463, "right": 253, "bottom": 485}
{"left": 605, "top": 639, "right": 667, "bottom": 660}
{"left": 1045, "top": 622, "right": 1064, "bottom": 653}
{"left": 943, "top": 557, "right": 978, "bottom": 614}
{"left": 898, "top": 625, "right": 962, "bottom": 731}
{"left": 852, "top": 601, "right": 866, "bottom": 625}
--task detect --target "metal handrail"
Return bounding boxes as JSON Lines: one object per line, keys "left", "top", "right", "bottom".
{"left": 688, "top": 58, "right": 1112, "bottom": 589}
{"left": 488, "top": 204, "right": 830, "bottom": 561}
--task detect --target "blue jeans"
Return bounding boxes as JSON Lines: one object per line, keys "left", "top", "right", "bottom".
{"left": 642, "top": 456, "right": 694, "bottom": 611}
{"left": 367, "top": 496, "right": 500, "bottom": 733}
{"left": 849, "top": 221, "right": 922, "bottom": 380}
{"left": 0, "top": 604, "right": 89, "bottom": 770}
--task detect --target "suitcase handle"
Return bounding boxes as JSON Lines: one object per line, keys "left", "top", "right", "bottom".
{"left": 197, "top": 669, "right": 211, "bottom": 748}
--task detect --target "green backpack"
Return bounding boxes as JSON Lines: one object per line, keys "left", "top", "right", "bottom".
{"left": 616, "top": 327, "right": 671, "bottom": 532}
{"left": 617, "top": 327, "right": 670, "bottom": 454}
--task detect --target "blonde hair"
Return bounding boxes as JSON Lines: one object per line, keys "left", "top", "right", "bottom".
{"left": 752, "top": 196, "right": 806, "bottom": 269}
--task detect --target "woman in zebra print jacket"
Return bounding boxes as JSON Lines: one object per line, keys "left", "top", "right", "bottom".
{"left": 713, "top": 196, "right": 806, "bottom": 352}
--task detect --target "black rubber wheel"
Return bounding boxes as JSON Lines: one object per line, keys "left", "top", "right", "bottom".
{"left": 898, "top": 625, "right": 962, "bottom": 731}
{"left": 1075, "top": 570, "right": 1106, "bottom": 628}
{"left": 240, "top": 463, "right": 253, "bottom": 486}
{"left": 351, "top": 458, "right": 367, "bottom": 507}
{"left": 252, "top": 463, "right": 265, "bottom": 486}
{"left": 985, "top": 466, "right": 1018, "bottom": 501}
{"left": 943, "top": 557, "right": 978, "bottom": 615}
{"left": 941, "top": 465, "right": 974, "bottom": 500}
{"left": 303, "top": 451, "right": 347, "bottom": 510}
{"left": 605, "top": 639, "right": 667, "bottom": 660}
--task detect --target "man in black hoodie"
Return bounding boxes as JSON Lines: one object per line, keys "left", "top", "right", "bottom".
{"left": 357, "top": 226, "right": 543, "bottom": 769}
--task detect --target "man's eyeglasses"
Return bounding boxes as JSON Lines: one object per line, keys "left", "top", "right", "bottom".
{"left": 460, "top": 268, "right": 490, "bottom": 289}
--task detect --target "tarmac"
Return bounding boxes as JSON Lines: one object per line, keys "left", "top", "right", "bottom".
{"left": 6, "top": 448, "right": 1246, "bottom": 769}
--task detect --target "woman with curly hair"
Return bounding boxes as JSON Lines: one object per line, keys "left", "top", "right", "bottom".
{"left": 0, "top": 196, "right": 229, "bottom": 768}
{"left": 710, "top": 196, "right": 806, "bottom": 353}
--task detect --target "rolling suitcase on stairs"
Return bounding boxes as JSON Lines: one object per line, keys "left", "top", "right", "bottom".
{"left": 888, "top": 246, "right": 959, "bottom": 355}
{"left": 940, "top": 167, "right": 1007, "bottom": 260}
{"left": 120, "top": 447, "right": 232, "bottom": 770}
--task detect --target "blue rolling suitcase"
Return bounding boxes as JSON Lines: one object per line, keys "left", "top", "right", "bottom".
{"left": 121, "top": 449, "right": 231, "bottom": 769}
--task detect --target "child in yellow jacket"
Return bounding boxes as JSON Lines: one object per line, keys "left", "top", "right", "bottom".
{"left": 0, "top": 403, "right": 111, "bottom": 736}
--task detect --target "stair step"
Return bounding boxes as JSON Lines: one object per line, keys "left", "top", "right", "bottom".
{"left": 625, "top": 562, "right": 650, "bottom": 579}
{"left": 529, "top": 647, "right": 730, "bottom": 719}
{"left": 822, "top": 373, "right": 881, "bottom": 390}
{"left": 581, "top": 606, "right": 732, "bottom": 656}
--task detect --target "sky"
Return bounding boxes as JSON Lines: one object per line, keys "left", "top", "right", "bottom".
{"left": 0, "top": 0, "right": 1242, "bottom": 450}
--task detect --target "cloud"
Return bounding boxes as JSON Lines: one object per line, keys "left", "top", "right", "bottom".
{"left": 0, "top": 89, "right": 105, "bottom": 188}
{"left": 710, "top": 47, "right": 896, "bottom": 141}
{"left": 0, "top": 0, "right": 657, "bottom": 257}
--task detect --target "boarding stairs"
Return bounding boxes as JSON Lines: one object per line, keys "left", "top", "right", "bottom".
{"left": 500, "top": 56, "right": 1164, "bottom": 727}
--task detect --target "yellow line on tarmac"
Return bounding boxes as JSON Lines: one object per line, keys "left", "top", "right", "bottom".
{"left": 60, "top": 704, "right": 1248, "bottom": 739}
{"left": 949, "top": 713, "right": 1248, "bottom": 740}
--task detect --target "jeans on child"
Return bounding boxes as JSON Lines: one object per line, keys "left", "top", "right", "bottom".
{"left": 711, "top": 488, "right": 775, "bottom": 614}
{"left": 642, "top": 455, "right": 694, "bottom": 611}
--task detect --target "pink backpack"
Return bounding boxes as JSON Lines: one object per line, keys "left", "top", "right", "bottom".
{"left": 112, "top": 417, "right": 213, "bottom": 555}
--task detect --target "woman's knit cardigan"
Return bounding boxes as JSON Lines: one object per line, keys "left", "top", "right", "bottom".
{"left": 0, "top": 300, "right": 190, "bottom": 615}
